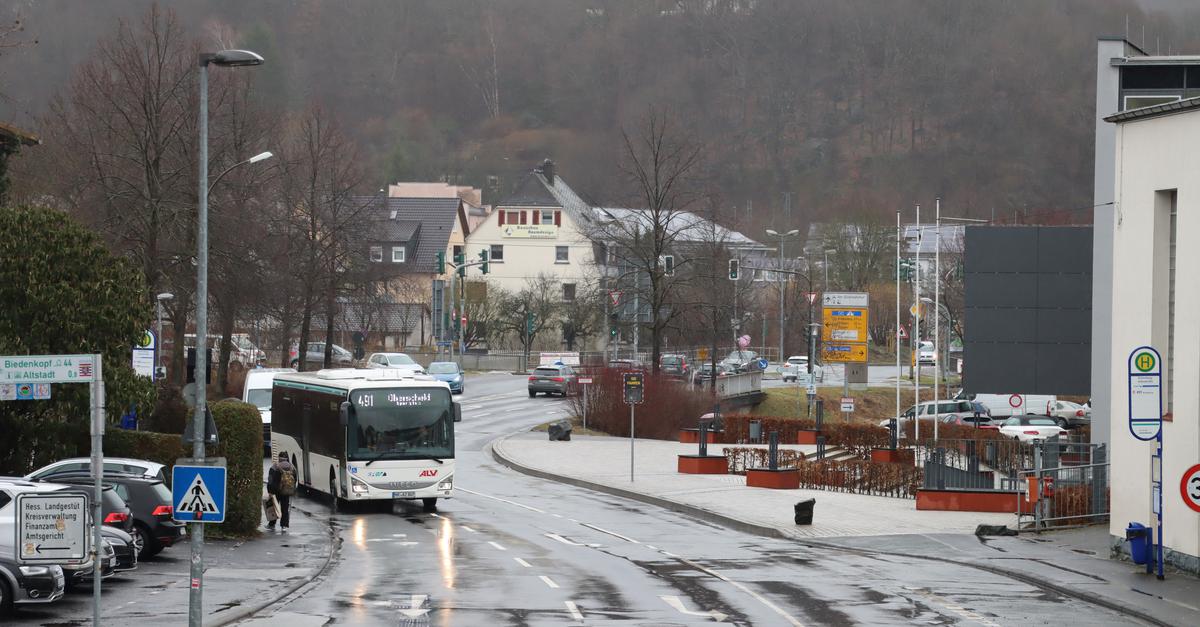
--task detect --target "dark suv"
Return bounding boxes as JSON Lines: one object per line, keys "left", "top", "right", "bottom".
{"left": 659, "top": 354, "right": 690, "bottom": 379}
{"left": 39, "top": 472, "right": 182, "bottom": 559}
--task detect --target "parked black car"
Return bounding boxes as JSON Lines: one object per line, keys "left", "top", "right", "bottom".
{"left": 102, "top": 526, "right": 138, "bottom": 572}
{"left": 39, "top": 472, "right": 183, "bottom": 559}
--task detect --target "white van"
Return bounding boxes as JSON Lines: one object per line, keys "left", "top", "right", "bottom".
{"left": 242, "top": 368, "right": 296, "bottom": 452}
{"left": 955, "top": 391, "right": 1057, "bottom": 418}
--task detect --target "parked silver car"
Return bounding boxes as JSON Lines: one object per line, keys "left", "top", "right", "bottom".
{"left": 290, "top": 342, "right": 354, "bottom": 369}
{"left": 528, "top": 365, "right": 577, "bottom": 397}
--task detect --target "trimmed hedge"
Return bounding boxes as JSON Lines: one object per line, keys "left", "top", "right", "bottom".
{"left": 102, "top": 399, "right": 263, "bottom": 536}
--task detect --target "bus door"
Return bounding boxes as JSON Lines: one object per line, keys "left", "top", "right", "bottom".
{"left": 301, "top": 402, "right": 313, "bottom": 486}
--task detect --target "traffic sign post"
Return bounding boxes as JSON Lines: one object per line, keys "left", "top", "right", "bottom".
{"left": 16, "top": 492, "right": 90, "bottom": 564}
{"left": 578, "top": 377, "right": 593, "bottom": 430}
{"left": 172, "top": 461, "right": 228, "bottom": 524}
{"left": 1181, "top": 464, "right": 1200, "bottom": 513}
{"left": 623, "top": 372, "right": 644, "bottom": 483}
{"left": 822, "top": 293, "right": 869, "bottom": 423}
{"left": 1, "top": 353, "right": 104, "bottom": 627}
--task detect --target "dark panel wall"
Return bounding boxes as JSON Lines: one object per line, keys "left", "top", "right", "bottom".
{"left": 963, "top": 226, "right": 1092, "bottom": 395}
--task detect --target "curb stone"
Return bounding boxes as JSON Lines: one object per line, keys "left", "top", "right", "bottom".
{"left": 208, "top": 501, "right": 340, "bottom": 627}
{"left": 489, "top": 433, "right": 1172, "bottom": 627}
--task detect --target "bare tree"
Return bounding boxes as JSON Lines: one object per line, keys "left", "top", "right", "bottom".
{"left": 591, "top": 108, "right": 704, "bottom": 374}
{"left": 494, "top": 274, "right": 560, "bottom": 368}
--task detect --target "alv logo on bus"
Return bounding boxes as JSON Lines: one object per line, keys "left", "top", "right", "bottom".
{"left": 419, "top": 469, "right": 439, "bottom": 478}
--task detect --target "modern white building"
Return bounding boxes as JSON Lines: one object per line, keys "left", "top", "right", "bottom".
{"left": 1105, "top": 96, "right": 1200, "bottom": 573}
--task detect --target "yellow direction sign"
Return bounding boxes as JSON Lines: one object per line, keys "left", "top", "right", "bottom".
{"left": 822, "top": 344, "right": 868, "bottom": 363}
{"left": 822, "top": 308, "right": 868, "bottom": 342}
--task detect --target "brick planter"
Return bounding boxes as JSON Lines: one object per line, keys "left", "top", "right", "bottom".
{"left": 679, "top": 428, "right": 721, "bottom": 444}
{"left": 797, "top": 430, "right": 822, "bottom": 445}
{"left": 678, "top": 455, "right": 727, "bottom": 474}
{"left": 746, "top": 467, "right": 800, "bottom": 489}
{"left": 916, "top": 488, "right": 1020, "bottom": 513}
{"left": 870, "top": 448, "right": 915, "bottom": 464}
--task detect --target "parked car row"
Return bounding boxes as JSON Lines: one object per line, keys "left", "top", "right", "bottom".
{"left": 1, "top": 457, "right": 182, "bottom": 617}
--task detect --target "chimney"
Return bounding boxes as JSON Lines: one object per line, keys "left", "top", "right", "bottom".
{"left": 540, "top": 158, "right": 555, "bottom": 184}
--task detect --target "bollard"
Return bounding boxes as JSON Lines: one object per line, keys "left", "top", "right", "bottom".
{"left": 816, "top": 434, "right": 826, "bottom": 460}
{"left": 888, "top": 418, "right": 898, "bottom": 450}
{"left": 698, "top": 420, "right": 709, "bottom": 457}
{"left": 768, "top": 430, "right": 779, "bottom": 471}
{"left": 815, "top": 399, "right": 824, "bottom": 431}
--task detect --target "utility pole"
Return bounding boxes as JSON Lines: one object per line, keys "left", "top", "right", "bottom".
{"left": 934, "top": 197, "right": 941, "bottom": 441}
{"left": 914, "top": 204, "right": 921, "bottom": 442}
{"left": 895, "top": 210, "right": 901, "bottom": 450}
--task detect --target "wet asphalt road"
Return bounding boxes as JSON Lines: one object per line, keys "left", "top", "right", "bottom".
{"left": 238, "top": 374, "right": 1143, "bottom": 627}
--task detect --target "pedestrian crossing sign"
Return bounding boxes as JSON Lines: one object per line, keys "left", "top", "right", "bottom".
{"left": 172, "top": 462, "right": 228, "bottom": 524}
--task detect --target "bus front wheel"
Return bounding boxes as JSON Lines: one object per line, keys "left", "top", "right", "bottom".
{"left": 329, "top": 474, "right": 340, "bottom": 513}
{"left": 422, "top": 498, "right": 438, "bottom": 512}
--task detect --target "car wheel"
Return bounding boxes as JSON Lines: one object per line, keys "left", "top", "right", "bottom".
{"left": 1056, "top": 418, "right": 1069, "bottom": 429}
{"left": 422, "top": 498, "right": 438, "bottom": 512}
{"left": 134, "top": 523, "right": 162, "bottom": 558}
{"left": 0, "top": 576, "right": 13, "bottom": 616}
{"left": 529, "top": 390, "right": 536, "bottom": 398}
{"left": 330, "top": 474, "right": 339, "bottom": 513}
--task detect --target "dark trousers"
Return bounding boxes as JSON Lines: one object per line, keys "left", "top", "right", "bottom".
{"left": 277, "top": 495, "right": 291, "bottom": 527}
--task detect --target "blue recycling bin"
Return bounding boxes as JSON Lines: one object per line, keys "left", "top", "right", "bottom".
{"left": 1126, "top": 522, "right": 1153, "bottom": 565}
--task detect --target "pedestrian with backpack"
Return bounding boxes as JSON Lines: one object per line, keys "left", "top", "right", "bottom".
{"left": 267, "top": 451, "right": 297, "bottom": 530}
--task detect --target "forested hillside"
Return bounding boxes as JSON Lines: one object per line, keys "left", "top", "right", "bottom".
{"left": 2, "top": 0, "right": 1195, "bottom": 229}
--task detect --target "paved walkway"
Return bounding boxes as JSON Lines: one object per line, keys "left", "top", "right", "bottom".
{"left": 492, "top": 432, "right": 1200, "bottom": 626}
{"left": 494, "top": 432, "right": 1012, "bottom": 538}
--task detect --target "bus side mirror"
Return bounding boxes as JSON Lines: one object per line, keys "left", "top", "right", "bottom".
{"left": 453, "top": 403, "right": 462, "bottom": 423}
{"left": 339, "top": 401, "right": 351, "bottom": 426}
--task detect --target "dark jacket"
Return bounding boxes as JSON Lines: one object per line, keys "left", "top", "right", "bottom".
{"left": 267, "top": 460, "right": 295, "bottom": 495}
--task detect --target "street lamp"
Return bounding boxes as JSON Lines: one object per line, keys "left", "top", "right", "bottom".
{"left": 155, "top": 293, "right": 174, "bottom": 379}
{"left": 823, "top": 248, "right": 836, "bottom": 292}
{"left": 766, "top": 228, "right": 800, "bottom": 364}
{"left": 191, "top": 48, "right": 264, "bottom": 627}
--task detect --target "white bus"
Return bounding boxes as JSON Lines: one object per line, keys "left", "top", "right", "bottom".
{"left": 270, "top": 369, "right": 460, "bottom": 511}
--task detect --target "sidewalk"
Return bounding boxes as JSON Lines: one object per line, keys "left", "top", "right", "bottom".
{"left": 492, "top": 432, "right": 1200, "bottom": 626}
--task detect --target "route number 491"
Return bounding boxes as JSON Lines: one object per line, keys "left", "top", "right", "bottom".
{"left": 1181, "top": 464, "right": 1200, "bottom": 513}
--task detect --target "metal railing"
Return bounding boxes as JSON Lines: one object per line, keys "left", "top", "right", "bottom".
{"left": 1017, "top": 442, "right": 1109, "bottom": 530}
{"left": 715, "top": 371, "right": 763, "bottom": 398}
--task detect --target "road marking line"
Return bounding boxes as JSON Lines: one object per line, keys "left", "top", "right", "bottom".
{"left": 672, "top": 555, "right": 805, "bottom": 626}
{"left": 581, "top": 522, "right": 639, "bottom": 544}
{"left": 565, "top": 600, "right": 584, "bottom": 620}
{"left": 392, "top": 533, "right": 408, "bottom": 537}
{"left": 488, "top": 541, "right": 507, "bottom": 551}
{"left": 474, "top": 413, "right": 492, "bottom": 417}
{"left": 465, "top": 405, "right": 483, "bottom": 409}
{"left": 459, "top": 525, "right": 477, "bottom": 533}
{"left": 552, "top": 513, "right": 563, "bottom": 518}
{"left": 646, "top": 544, "right": 657, "bottom": 550}
{"left": 429, "top": 512, "right": 441, "bottom": 518}
{"left": 514, "top": 557, "right": 532, "bottom": 568}
{"left": 458, "top": 487, "right": 547, "bottom": 513}
{"left": 661, "top": 595, "right": 727, "bottom": 621}
{"left": 539, "top": 575, "right": 560, "bottom": 589}
{"left": 546, "top": 533, "right": 582, "bottom": 546}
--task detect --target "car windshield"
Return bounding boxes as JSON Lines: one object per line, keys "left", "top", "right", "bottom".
{"left": 246, "top": 388, "right": 272, "bottom": 409}
{"left": 347, "top": 387, "right": 454, "bottom": 461}
{"left": 386, "top": 354, "right": 416, "bottom": 365}
{"left": 428, "top": 363, "right": 459, "bottom": 374}
{"left": 661, "top": 356, "right": 681, "bottom": 365}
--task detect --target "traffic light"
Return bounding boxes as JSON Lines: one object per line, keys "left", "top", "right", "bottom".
{"left": 661, "top": 254, "right": 675, "bottom": 277}
{"left": 435, "top": 251, "right": 445, "bottom": 274}
{"left": 525, "top": 312, "right": 536, "bottom": 336}
{"left": 609, "top": 312, "right": 618, "bottom": 338}
{"left": 454, "top": 252, "right": 465, "bottom": 278}
{"left": 897, "top": 259, "right": 914, "bottom": 282}
{"left": 728, "top": 258, "right": 739, "bottom": 280}
{"left": 479, "top": 249, "right": 489, "bottom": 274}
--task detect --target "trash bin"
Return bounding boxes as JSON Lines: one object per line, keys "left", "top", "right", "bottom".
{"left": 1126, "top": 522, "right": 1152, "bottom": 565}
{"left": 794, "top": 498, "right": 815, "bottom": 525}
{"left": 749, "top": 420, "right": 762, "bottom": 443}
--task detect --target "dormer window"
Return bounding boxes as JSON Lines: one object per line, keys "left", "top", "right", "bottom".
{"left": 392, "top": 247, "right": 406, "bottom": 263}
{"left": 370, "top": 246, "right": 383, "bottom": 263}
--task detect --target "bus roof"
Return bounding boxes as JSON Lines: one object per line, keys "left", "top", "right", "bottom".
{"left": 273, "top": 369, "right": 450, "bottom": 393}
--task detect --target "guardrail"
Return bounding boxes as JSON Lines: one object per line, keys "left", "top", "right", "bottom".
{"left": 716, "top": 371, "right": 762, "bottom": 398}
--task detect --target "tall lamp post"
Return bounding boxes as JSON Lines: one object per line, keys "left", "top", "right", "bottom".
{"left": 822, "top": 248, "right": 836, "bottom": 292}
{"left": 156, "top": 293, "right": 174, "bottom": 379}
{"left": 766, "top": 228, "right": 800, "bottom": 364}
{"left": 192, "top": 48, "right": 264, "bottom": 627}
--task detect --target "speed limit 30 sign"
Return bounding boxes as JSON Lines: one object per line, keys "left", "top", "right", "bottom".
{"left": 1182, "top": 464, "right": 1200, "bottom": 513}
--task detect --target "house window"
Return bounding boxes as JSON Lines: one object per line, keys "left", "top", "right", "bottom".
{"left": 562, "top": 283, "right": 576, "bottom": 302}
{"left": 453, "top": 245, "right": 463, "bottom": 258}
{"left": 506, "top": 211, "right": 520, "bottom": 224}
{"left": 490, "top": 244, "right": 504, "bottom": 262}
{"left": 392, "top": 247, "right": 406, "bottom": 263}
{"left": 555, "top": 246, "right": 569, "bottom": 263}
{"left": 370, "top": 246, "right": 383, "bottom": 263}
{"left": 541, "top": 210, "right": 555, "bottom": 225}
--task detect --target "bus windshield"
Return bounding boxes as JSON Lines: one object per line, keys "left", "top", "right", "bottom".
{"left": 347, "top": 388, "right": 454, "bottom": 461}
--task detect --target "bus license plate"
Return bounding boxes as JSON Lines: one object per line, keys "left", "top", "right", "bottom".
{"left": 392, "top": 491, "right": 415, "bottom": 498}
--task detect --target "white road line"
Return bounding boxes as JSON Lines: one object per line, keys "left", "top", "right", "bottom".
{"left": 465, "top": 405, "right": 483, "bottom": 409}
{"left": 661, "top": 595, "right": 727, "bottom": 621}
{"left": 429, "top": 512, "right": 441, "bottom": 518}
{"left": 552, "top": 513, "right": 563, "bottom": 518}
{"left": 565, "top": 601, "right": 584, "bottom": 621}
{"left": 474, "top": 412, "right": 492, "bottom": 418}
{"left": 458, "top": 487, "right": 547, "bottom": 513}
{"left": 459, "top": 525, "right": 477, "bottom": 533}
{"left": 539, "top": 575, "right": 560, "bottom": 589}
{"left": 546, "top": 533, "right": 582, "bottom": 546}
{"left": 581, "top": 522, "right": 639, "bottom": 544}
{"left": 671, "top": 554, "right": 805, "bottom": 626}
{"left": 392, "top": 533, "right": 408, "bottom": 537}
{"left": 488, "top": 541, "right": 507, "bottom": 551}
{"left": 514, "top": 557, "right": 533, "bottom": 568}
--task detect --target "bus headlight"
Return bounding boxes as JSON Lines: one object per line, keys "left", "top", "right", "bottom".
{"left": 350, "top": 476, "right": 370, "bottom": 495}
{"left": 438, "top": 477, "right": 453, "bottom": 491}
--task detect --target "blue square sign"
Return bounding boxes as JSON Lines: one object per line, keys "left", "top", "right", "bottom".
{"left": 172, "top": 463, "right": 227, "bottom": 524}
